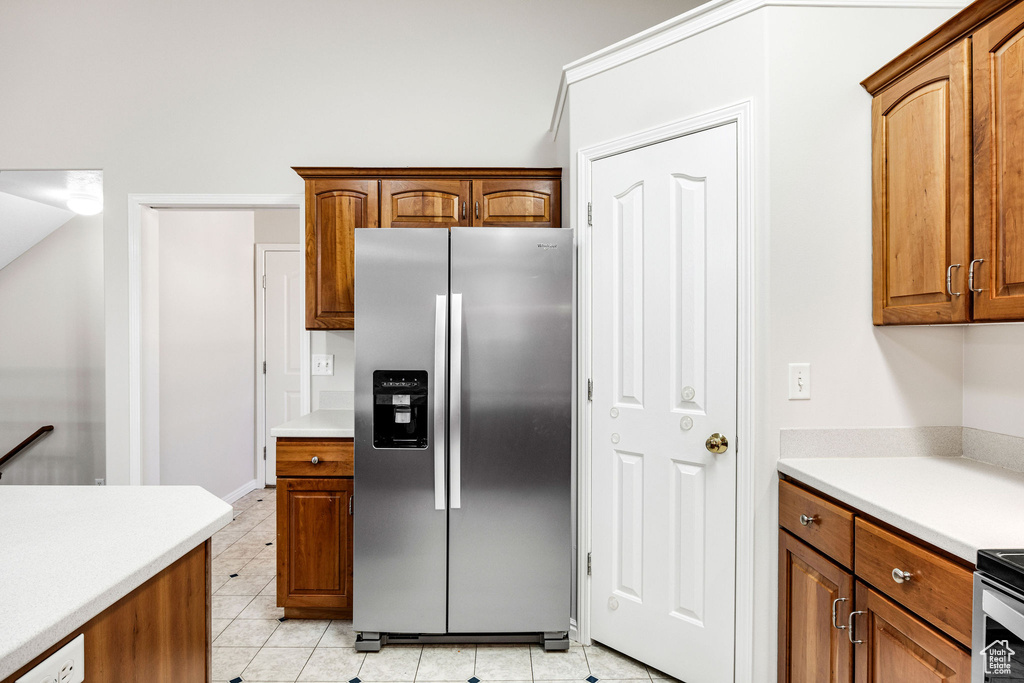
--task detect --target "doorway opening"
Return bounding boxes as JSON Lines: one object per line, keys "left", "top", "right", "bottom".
{"left": 131, "top": 195, "right": 306, "bottom": 501}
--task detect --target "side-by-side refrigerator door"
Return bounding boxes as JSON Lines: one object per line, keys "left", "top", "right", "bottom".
{"left": 448, "top": 227, "right": 573, "bottom": 633}
{"left": 354, "top": 227, "right": 449, "bottom": 634}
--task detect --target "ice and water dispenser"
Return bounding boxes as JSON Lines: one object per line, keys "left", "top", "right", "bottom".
{"left": 372, "top": 371, "right": 429, "bottom": 449}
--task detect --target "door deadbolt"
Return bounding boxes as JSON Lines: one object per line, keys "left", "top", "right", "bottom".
{"left": 705, "top": 433, "right": 729, "bottom": 454}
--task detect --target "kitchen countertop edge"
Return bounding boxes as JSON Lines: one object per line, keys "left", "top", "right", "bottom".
{"left": 270, "top": 409, "right": 354, "bottom": 438}
{"left": 0, "top": 488, "right": 232, "bottom": 680}
{"left": 778, "top": 455, "right": 1024, "bottom": 564}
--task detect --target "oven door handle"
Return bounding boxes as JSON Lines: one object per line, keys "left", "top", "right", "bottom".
{"left": 983, "top": 587, "right": 1024, "bottom": 643}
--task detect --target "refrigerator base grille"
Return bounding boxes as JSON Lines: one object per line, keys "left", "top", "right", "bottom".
{"left": 354, "top": 631, "right": 570, "bottom": 652}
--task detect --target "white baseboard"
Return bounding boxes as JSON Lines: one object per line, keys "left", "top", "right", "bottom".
{"left": 569, "top": 617, "right": 580, "bottom": 644}
{"left": 222, "top": 478, "right": 262, "bottom": 505}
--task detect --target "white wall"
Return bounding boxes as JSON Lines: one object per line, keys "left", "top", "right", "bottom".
{"left": 964, "top": 325, "right": 1024, "bottom": 438}
{"left": 254, "top": 208, "right": 301, "bottom": 245}
{"left": 0, "top": 0, "right": 700, "bottom": 483}
{"left": 0, "top": 214, "right": 105, "bottom": 484}
{"left": 157, "top": 210, "right": 256, "bottom": 498}
{"left": 562, "top": 4, "right": 962, "bottom": 679}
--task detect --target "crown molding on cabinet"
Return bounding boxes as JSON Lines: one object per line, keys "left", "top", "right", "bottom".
{"left": 549, "top": 0, "right": 969, "bottom": 134}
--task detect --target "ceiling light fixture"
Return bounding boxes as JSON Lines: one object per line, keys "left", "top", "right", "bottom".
{"left": 66, "top": 193, "right": 103, "bottom": 216}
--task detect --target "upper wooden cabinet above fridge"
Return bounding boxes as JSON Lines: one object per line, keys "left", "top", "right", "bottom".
{"left": 294, "top": 168, "right": 562, "bottom": 330}
{"left": 864, "top": 0, "right": 1024, "bottom": 324}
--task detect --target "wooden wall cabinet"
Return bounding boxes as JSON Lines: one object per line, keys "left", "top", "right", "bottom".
{"left": 864, "top": 0, "right": 1024, "bottom": 324}
{"left": 276, "top": 437, "right": 354, "bottom": 618}
{"left": 778, "top": 478, "right": 972, "bottom": 683}
{"left": 295, "top": 168, "right": 562, "bottom": 330}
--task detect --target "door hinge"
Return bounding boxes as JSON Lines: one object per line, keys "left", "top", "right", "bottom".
{"left": 263, "top": 446, "right": 266, "bottom": 460}
{"left": 587, "top": 379, "right": 593, "bottom": 401}
{"left": 262, "top": 275, "right": 266, "bottom": 289}
{"left": 587, "top": 202, "right": 592, "bottom": 227}
{"left": 349, "top": 496, "right": 353, "bottom": 516}
{"left": 263, "top": 361, "right": 266, "bottom": 374}
{"left": 587, "top": 552, "right": 592, "bottom": 576}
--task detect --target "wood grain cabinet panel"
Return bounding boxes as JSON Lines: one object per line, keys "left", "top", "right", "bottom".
{"left": 973, "top": 3, "right": 1024, "bottom": 320}
{"left": 853, "top": 583, "right": 971, "bottom": 683}
{"left": 296, "top": 168, "right": 561, "bottom": 330}
{"left": 472, "top": 179, "right": 561, "bottom": 227}
{"left": 381, "top": 179, "right": 470, "bottom": 228}
{"left": 779, "top": 480, "right": 855, "bottom": 569}
{"left": 854, "top": 518, "right": 973, "bottom": 647}
{"left": 277, "top": 476, "right": 353, "bottom": 616}
{"left": 778, "top": 531, "right": 853, "bottom": 683}
{"left": 870, "top": 39, "right": 971, "bottom": 324}
{"left": 1, "top": 542, "right": 210, "bottom": 683}
{"left": 864, "top": 1, "right": 1024, "bottom": 325}
{"left": 778, "top": 478, "right": 973, "bottom": 683}
{"left": 305, "top": 179, "right": 379, "bottom": 329}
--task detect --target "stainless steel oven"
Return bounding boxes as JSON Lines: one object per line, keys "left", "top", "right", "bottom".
{"left": 974, "top": 550, "right": 1024, "bottom": 681}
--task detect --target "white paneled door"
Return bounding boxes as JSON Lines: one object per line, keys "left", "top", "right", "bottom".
{"left": 590, "top": 123, "right": 738, "bottom": 682}
{"left": 263, "top": 248, "right": 303, "bottom": 486}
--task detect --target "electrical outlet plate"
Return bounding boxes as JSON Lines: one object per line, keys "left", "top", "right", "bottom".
{"left": 788, "top": 363, "right": 811, "bottom": 400}
{"left": 16, "top": 633, "right": 84, "bottom": 683}
{"left": 311, "top": 354, "right": 334, "bottom": 376}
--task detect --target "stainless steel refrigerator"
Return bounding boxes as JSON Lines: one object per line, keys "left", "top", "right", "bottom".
{"left": 353, "top": 227, "right": 572, "bottom": 652}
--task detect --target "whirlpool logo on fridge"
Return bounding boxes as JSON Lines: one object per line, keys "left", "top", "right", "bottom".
{"left": 537, "top": 243, "right": 558, "bottom": 250}
{"left": 983, "top": 639, "right": 1016, "bottom": 676}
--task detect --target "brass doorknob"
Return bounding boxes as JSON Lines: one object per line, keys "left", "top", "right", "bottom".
{"left": 705, "top": 433, "right": 729, "bottom": 454}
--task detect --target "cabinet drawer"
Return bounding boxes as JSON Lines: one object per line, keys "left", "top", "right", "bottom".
{"left": 854, "top": 518, "right": 973, "bottom": 647}
{"left": 779, "top": 480, "right": 854, "bottom": 568}
{"left": 276, "top": 438, "right": 353, "bottom": 477}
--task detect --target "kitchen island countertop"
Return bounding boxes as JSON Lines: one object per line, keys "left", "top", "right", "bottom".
{"left": 270, "top": 409, "right": 354, "bottom": 438}
{"left": 778, "top": 455, "right": 1024, "bottom": 563}
{"left": 0, "top": 485, "right": 231, "bottom": 680}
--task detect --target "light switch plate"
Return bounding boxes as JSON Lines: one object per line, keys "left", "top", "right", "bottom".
{"left": 312, "top": 354, "right": 334, "bottom": 376}
{"left": 788, "top": 363, "right": 811, "bottom": 400}
{"left": 17, "top": 633, "right": 84, "bottom": 683}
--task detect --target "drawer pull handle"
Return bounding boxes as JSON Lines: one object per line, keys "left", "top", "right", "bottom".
{"left": 311, "top": 456, "right": 319, "bottom": 465}
{"left": 891, "top": 568, "right": 912, "bottom": 584}
{"left": 799, "top": 514, "right": 817, "bottom": 526}
{"left": 848, "top": 610, "right": 866, "bottom": 645}
{"left": 831, "top": 597, "right": 847, "bottom": 630}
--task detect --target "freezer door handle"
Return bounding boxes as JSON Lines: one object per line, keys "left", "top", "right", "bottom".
{"left": 450, "top": 292, "right": 463, "bottom": 509}
{"left": 433, "top": 294, "right": 447, "bottom": 511}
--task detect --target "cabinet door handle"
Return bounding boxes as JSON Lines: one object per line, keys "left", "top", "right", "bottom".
{"left": 311, "top": 456, "right": 319, "bottom": 464}
{"left": 946, "top": 264, "right": 962, "bottom": 297}
{"left": 892, "top": 568, "right": 912, "bottom": 584}
{"left": 475, "top": 201, "right": 480, "bottom": 220}
{"left": 799, "top": 514, "right": 817, "bottom": 526}
{"left": 848, "top": 610, "right": 866, "bottom": 644}
{"left": 832, "top": 597, "right": 848, "bottom": 630}
{"left": 969, "top": 258, "right": 985, "bottom": 293}
{"left": 462, "top": 201, "right": 467, "bottom": 220}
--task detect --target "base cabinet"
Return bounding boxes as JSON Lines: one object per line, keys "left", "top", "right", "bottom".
{"left": 778, "top": 479, "right": 971, "bottom": 683}
{"left": 276, "top": 437, "right": 354, "bottom": 618}
{"left": 853, "top": 583, "right": 972, "bottom": 683}
{"left": 778, "top": 531, "right": 853, "bottom": 683}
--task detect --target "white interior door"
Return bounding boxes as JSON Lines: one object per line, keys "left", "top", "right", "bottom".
{"left": 589, "top": 123, "right": 738, "bottom": 682}
{"left": 263, "top": 248, "right": 303, "bottom": 486}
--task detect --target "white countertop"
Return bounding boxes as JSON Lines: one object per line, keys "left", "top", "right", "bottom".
{"left": 270, "top": 409, "right": 354, "bottom": 438}
{"left": 0, "top": 486, "right": 232, "bottom": 679}
{"left": 778, "top": 456, "right": 1024, "bottom": 563}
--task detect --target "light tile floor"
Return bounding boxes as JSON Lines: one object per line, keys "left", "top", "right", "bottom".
{"left": 212, "top": 489, "right": 680, "bottom": 683}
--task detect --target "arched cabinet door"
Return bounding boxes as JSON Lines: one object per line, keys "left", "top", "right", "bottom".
{"left": 973, "top": 6, "right": 1024, "bottom": 320}
{"left": 472, "top": 179, "right": 561, "bottom": 227}
{"left": 870, "top": 39, "right": 971, "bottom": 325}
{"left": 307, "top": 179, "right": 379, "bottom": 329}
{"left": 381, "top": 179, "right": 470, "bottom": 228}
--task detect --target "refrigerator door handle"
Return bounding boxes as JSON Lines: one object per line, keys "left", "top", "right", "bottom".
{"left": 450, "top": 292, "right": 463, "bottom": 509}
{"left": 433, "top": 294, "right": 447, "bottom": 511}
